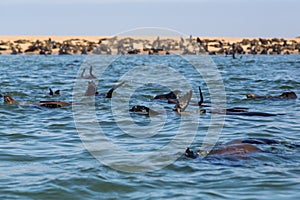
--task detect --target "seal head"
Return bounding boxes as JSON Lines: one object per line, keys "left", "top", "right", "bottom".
{"left": 4, "top": 95, "right": 19, "bottom": 104}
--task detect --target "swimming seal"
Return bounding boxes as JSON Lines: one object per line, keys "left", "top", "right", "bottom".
{"left": 38, "top": 101, "right": 71, "bottom": 108}
{"left": 185, "top": 138, "right": 279, "bottom": 159}
{"left": 129, "top": 105, "right": 160, "bottom": 115}
{"left": 4, "top": 95, "right": 71, "bottom": 108}
{"left": 246, "top": 91, "right": 297, "bottom": 99}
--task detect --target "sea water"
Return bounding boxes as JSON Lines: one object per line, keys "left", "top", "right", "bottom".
{"left": 0, "top": 54, "right": 299, "bottom": 199}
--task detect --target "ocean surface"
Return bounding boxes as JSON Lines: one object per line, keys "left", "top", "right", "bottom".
{"left": 0, "top": 54, "right": 299, "bottom": 199}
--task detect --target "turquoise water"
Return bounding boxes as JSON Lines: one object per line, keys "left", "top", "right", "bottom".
{"left": 0, "top": 55, "right": 299, "bottom": 199}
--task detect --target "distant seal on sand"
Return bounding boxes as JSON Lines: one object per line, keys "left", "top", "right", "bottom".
{"left": 246, "top": 91, "right": 297, "bottom": 99}
{"left": 4, "top": 95, "right": 71, "bottom": 108}
{"left": 185, "top": 138, "right": 279, "bottom": 159}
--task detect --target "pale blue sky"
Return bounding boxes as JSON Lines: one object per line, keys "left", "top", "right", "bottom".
{"left": 1, "top": 0, "right": 299, "bottom": 37}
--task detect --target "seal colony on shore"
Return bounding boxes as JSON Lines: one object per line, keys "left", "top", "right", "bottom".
{"left": 1, "top": 36, "right": 300, "bottom": 55}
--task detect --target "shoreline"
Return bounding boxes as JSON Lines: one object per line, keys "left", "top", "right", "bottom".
{"left": 1, "top": 36, "right": 299, "bottom": 55}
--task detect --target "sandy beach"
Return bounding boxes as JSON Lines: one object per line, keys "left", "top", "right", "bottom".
{"left": 0, "top": 36, "right": 299, "bottom": 55}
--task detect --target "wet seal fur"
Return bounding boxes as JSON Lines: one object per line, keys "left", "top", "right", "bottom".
{"left": 4, "top": 95, "right": 71, "bottom": 108}
{"left": 129, "top": 105, "right": 160, "bottom": 115}
{"left": 185, "top": 138, "right": 280, "bottom": 159}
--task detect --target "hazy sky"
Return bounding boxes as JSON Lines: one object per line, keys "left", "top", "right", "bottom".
{"left": 1, "top": 0, "right": 299, "bottom": 37}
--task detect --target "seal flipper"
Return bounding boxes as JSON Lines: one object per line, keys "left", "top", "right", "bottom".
{"left": 85, "top": 81, "right": 98, "bottom": 96}
{"left": 80, "top": 66, "right": 96, "bottom": 79}
{"left": 54, "top": 90, "right": 60, "bottom": 95}
{"left": 198, "top": 86, "right": 204, "bottom": 106}
{"left": 173, "top": 90, "right": 192, "bottom": 113}
{"left": 89, "top": 66, "right": 96, "bottom": 79}
{"left": 80, "top": 68, "right": 86, "bottom": 78}
{"left": 89, "top": 66, "right": 93, "bottom": 76}
{"left": 106, "top": 81, "right": 126, "bottom": 98}
{"left": 196, "top": 86, "right": 210, "bottom": 107}
{"left": 49, "top": 88, "right": 54, "bottom": 95}
{"left": 153, "top": 90, "right": 180, "bottom": 100}
{"left": 50, "top": 88, "right": 60, "bottom": 96}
